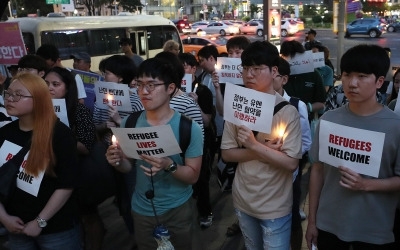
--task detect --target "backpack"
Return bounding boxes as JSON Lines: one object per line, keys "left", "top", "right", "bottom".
{"left": 115, "top": 110, "right": 193, "bottom": 232}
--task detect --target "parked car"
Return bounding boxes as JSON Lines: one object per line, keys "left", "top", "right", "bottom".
{"left": 173, "top": 19, "right": 191, "bottom": 33}
{"left": 200, "top": 21, "right": 240, "bottom": 36}
{"left": 182, "top": 21, "right": 209, "bottom": 34}
{"left": 240, "top": 21, "right": 264, "bottom": 37}
{"left": 387, "top": 20, "right": 400, "bottom": 32}
{"left": 284, "top": 18, "right": 305, "bottom": 30}
{"left": 345, "top": 18, "right": 386, "bottom": 38}
{"left": 181, "top": 35, "right": 228, "bottom": 57}
{"left": 281, "top": 19, "right": 299, "bottom": 37}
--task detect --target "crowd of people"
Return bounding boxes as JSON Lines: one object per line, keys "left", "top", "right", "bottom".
{"left": 0, "top": 30, "right": 400, "bottom": 250}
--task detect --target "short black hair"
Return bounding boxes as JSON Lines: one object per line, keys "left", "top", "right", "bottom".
{"left": 280, "top": 40, "right": 305, "bottom": 58}
{"left": 99, "top": 55, "right": 137, "bottom": 85}
{"left": 241, "top": 41, "right": 279, "bottom": 67}
{"left": 340, "top": 44, "right": 389, "bottom": 78}
{"left": 36, "top": 44, "right": 60, "bottom": 62}
{"left": 138, "top": 57, "right": 181, "bottom": 90}
{"left": 277, "top": 57, "right": 290, "bottom": 76}
{"left": 119, "top": 37, "right": 132, "bottom": 46}
{"left": 197, "top": 45, "right": 219, "bottom": 61}
{"left": 308, "top": 29, "right": 317, "bottom": 35}
{"left": 178, "top": 53, "right": 198, "bottom": 67}
{"left": 18, "top": 55, "right": 48, "bottom": 72}
{"left": 155, "top": 51, "right": 184, "bottom": 88}
{"left": 226, "top": 36, "right": 251, "bottom": 51}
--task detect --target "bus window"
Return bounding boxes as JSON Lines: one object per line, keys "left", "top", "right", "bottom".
{"left": 22, "top": 32, "right": 35, "bottom": 54}
{"left": 41, "top": 30, "right": 89, "bottom": 59}
{"left": 136, "top": 31, "right": 147, "bottom": 57}
{"left": 90, "top": 29, "right": 125, "bottom": 57}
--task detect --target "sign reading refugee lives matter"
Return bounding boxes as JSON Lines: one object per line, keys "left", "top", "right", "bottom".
{"left": 52, "top": 99, "right": 69, "bottom": 127}
{"left": 181, "top": 73, "right": 192, "bottom": 93}
{"left": 111, "top": 126, "right": 181, "bottom": 159}
{"left": 94, "top": 81, "right": 132, "bottom": 112}
{"left": 224, "top": 83, "right": 276, "bottom": 133}
{"left": 287, "top": 51, "right": 314, "bottom": 75}
{"left": 0, "top": 22, "right": 27, "bottom": 64}
{"left": 319, "top": 120, "right": 385, "bottom": 177}
{"left": 216, "top": 57, "right": 243, "bottom": 85}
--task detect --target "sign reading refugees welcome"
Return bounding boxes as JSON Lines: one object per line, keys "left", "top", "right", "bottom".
{"left": 216, "top": 57, "right": 243, "bottom": 85}
{"left": 94, "top": 81, "right": 132, "bottom": 112}
{"left": 111, "top": 126, "right": 181, "bottom": 159}
{"left": 319, "top": 120, "right": 385, "bottom": 177}
{"left": 223, "top": 83, "right": 276, "bottom": 133}
{"left": 0, "top": 23, "right": 27, "bottom": 64}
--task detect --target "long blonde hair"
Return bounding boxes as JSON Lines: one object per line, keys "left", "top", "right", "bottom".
{"left": 12, "top": 73, "right": 57, "bottom": 176}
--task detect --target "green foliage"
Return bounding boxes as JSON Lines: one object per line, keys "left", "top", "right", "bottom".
{"left": 303, "top": 5, "right": 317, "bottom": 16}
{"left": 119, "top": 0, "right": 143, "bottom": 12}
{"left": 323, "top": 12, "right": 333, "bottom": 23}
{"left": 249, "top": 3, "right": 261, "bottom": 19}
{"left": 242, "top": 16, "right": 250, "bottom": 22}
{"left": 312, "top": 15, "right": 322, "bottom": 23}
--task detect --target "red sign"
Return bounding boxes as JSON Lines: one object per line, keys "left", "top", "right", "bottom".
{"left": 0, "top": 22, "right": 27, "bottom": 65}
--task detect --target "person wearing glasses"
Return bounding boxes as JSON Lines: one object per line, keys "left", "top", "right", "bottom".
{"left": 106, "top": 57, "right": 203, "bottom": 250}
{"left": 0, "top": 73, "right": 81, "bottom": 249}
{"left": 221, "top": 41, "right": 303, "bottom": 250}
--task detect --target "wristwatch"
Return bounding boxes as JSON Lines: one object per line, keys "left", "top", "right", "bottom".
{"left": 36, "top": 216, "right": 47, "bottom": 228}
{"left": 165, "top": 161, "right": 178, "bottom": 173}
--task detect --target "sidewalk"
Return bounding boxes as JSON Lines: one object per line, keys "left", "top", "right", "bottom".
{"left": 0, "top": 167, "right": 310, "bottom": 250}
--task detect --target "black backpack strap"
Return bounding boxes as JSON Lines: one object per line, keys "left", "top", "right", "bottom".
{"left": 125, "top": 110, "right": 145, "bottom": 128}
{"left": 179, "top": 114, "right": 192, "bottom": 160}
{"left": 289, "top": 97, "right": 300, "bottom": 111}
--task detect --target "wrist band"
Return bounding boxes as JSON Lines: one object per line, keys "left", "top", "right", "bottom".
{"left": 308, "top": 103, "right": 313, "bottom": 112}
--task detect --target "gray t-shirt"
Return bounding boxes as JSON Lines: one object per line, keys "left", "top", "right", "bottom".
{"left": 310, "top": 104, "right": 400, "bottom": 244}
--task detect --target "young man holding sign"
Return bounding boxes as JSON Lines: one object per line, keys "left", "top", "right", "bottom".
{"left": 221, "top": 41, "right": 303, "bottom": 249}
{"left": 306, "top": 44, "right": 400, "bottom": 250}
{"left": 106, "top": 57, "right": 203, "bottom": 250}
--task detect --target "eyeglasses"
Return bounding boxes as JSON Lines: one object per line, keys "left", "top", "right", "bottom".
{"left": 275, "top": 74, "right": 283, "bottom": 78}
{"left": 3, "top": 90, "right": 33, "bottom": 102}
{"left": 136, "top": 81, "right": 165, "bottom": 92}
{"left": 238, "top": 66, "right": 269, "bottom": 76}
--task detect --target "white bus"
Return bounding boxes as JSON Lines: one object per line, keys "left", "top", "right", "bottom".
{"left": 6, "top": 15, "right": 182, "bottom": 69}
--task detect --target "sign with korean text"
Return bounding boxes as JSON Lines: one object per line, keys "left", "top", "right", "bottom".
{"left": 312, "top": 52, "right": 325, "bottom": 68}
{"left": 52, "top": 99, "right": 69, "bottom": 127}
{"left": 111, "top": 126, "right": 181, "bottom": 159}
{"left": 319, "top": 120, "right": 384, "bottom": 177}
{"left": 0, "top": 140, "right": 44, "bottom": 197}
{"left": 94, "top": 81, "right": 132, "bottom": 112}
{"left": 223, "top": 83, "right": 276, "bottom": 133}
{"left": 46, "top": 0, "right": 70, "bottom": 4}
{"left": 181, "top": 74, "right": 192, "bottom": 93}
{"left": 0, "top": 23, "right": 27, "bottom": 64}
{"left": 287, "top": 51, "right": 314, "bottom": 75}
{"left": 216, "top": 57, "right": 243, "bottom": 85}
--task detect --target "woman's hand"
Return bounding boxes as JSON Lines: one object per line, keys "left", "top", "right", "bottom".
{"left": 264, "top": 137, "right": 282, "bottom": 151}
{"left": 106, "top": 144, "right": 122, "bottom": 167}
{"left": 22, "top": 220, "right": 42, "bottom": 237}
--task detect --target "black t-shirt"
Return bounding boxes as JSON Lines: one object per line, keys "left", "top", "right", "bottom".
{"left": 0, "top": 120, "right": 79, "bottom": 234}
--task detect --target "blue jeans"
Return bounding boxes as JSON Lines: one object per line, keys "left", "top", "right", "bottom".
{"left": 235, "top": 208, "right": 292, "bottom": 250}
{"left": 8, "top": 225, "right": 82, "bottom": 250}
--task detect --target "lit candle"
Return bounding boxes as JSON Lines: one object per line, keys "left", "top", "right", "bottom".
{"left": 277, "top": 128, "right": 285, "bottom": 144}
{"left": 112, "top": 135, "right": 117, "bottom": 146}
{"left": 193, "top": 83, "right": 198, "bottom": 93}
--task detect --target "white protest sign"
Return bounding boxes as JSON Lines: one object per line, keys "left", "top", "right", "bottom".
{"left": 394, "top": 99, "right": 400, "bottom": 115}
{"left": 111, "top": 126, "right": 181, "bottom": 159}
{"left": 319, "top": 120, "right": 384, "bottom": 177}
{"left": 94, "top": 81, "right": 132, "bottom": 112}
{"left": 312, "top": 52, "right": 325, "bottom": 68}
{"left": 223, "top": 83, "right": 276, "bottom": 133}
{"left": 0, "top": 140, "right": 44, "bottom": 197}
{"left": 287, "top": 51, "right": 314, "bottom": 75}
{"left": 182, "top": 74, "right": 193, "bottom": 93}
{"left": 52, "top": 99, "right": 69, "bottom": 127}
{"left": 216, "top": 57, "right": 243, "bottom": 85}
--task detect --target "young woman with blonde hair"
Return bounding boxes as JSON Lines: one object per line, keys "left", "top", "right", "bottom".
{"left": 0, "top": 73, "right": 81, "bottom": 249}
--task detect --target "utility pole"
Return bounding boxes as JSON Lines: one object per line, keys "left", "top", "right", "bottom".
{"left": 263, "top": 0, "right": 281, "bottom": 48}
{"left": 337, "top": 0, "right": 346, "bottom": 75}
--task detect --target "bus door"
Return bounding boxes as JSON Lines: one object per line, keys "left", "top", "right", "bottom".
{"left": 130, "top": 31, "right": 148, "bottom": 59}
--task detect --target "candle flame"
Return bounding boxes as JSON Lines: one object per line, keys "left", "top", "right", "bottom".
{"left": 112, "top": 135, "right": 117, "bottom": 145}
{"left": 194, "top": 83, "right": 198, "bottom": 88}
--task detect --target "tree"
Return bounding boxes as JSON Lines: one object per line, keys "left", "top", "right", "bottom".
{"left": 119, "top": 0, "right": 143, "bottom": 13}
{"left": 249, "top": 3, "right": 261, "bottom": 19}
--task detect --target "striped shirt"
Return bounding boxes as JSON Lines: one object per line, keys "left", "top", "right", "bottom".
{"left": 170, "top": 93, "right": 204, "bottom": 137}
